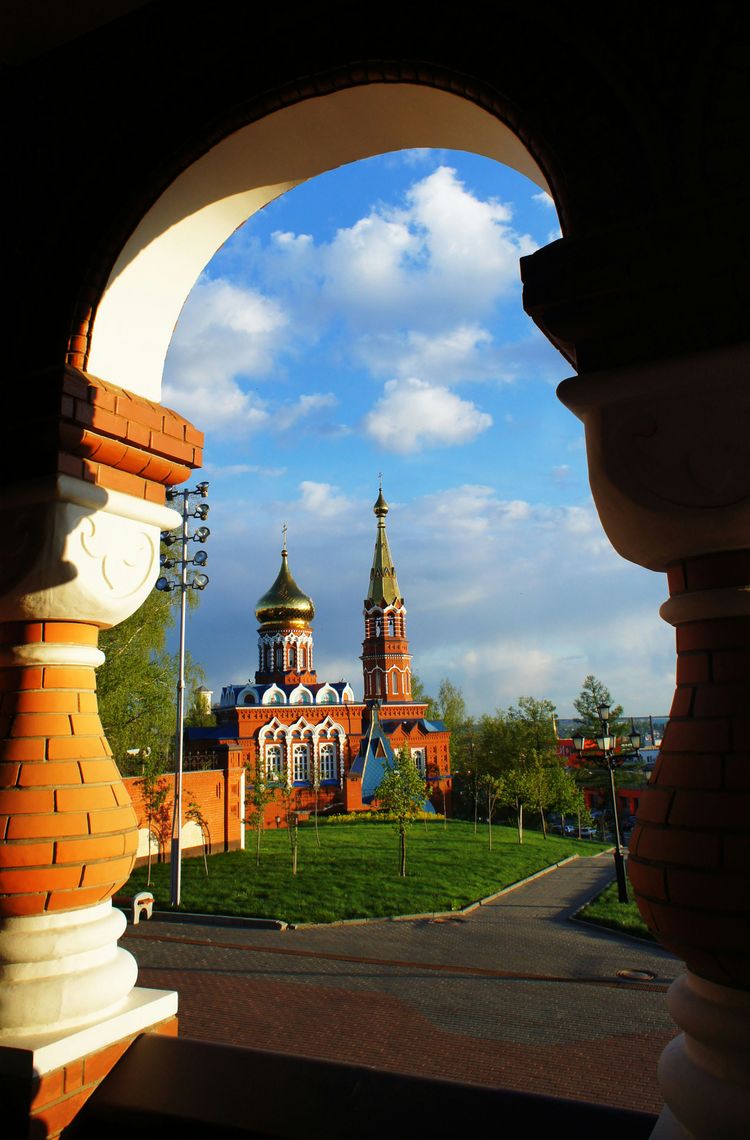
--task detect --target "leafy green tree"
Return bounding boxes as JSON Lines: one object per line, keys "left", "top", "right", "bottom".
{"left": 410, "top": 673, "right": 438, "bottom": 719}
{"left": 507, "top": 698, "right": 560, "bottom": 837}
{"left": 573, "top": 675, "right": 628, "bottom": 740}
{"left": 497, "top": 764, "right": 534, "bottom": 844}
{"left": 375, "top": 746, "right": 428, "bottom": 877}
{"left": 436, "top": 678, "right": 466, "bottom": 732}
{"left": 546, "top": 765, "right": 589, "bottom": 835}
{"left": 98, "top": 587, "right": 206, "bottom": 773}
{"left": 185, "top": 687, "right": 216, "bottom": 728}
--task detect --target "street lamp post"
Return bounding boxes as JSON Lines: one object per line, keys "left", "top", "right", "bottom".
{"left": 156, "top": 480, "right": 211, "bottom": 908}
{"left": 571, "top": 703, "right": 640, "bottom": 904}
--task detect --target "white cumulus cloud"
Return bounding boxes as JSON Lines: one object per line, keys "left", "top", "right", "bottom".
{"left": 163, "top": 277, "right": 287, "bottom": 431}
{"left": 364, "top": 378, "right": 492, "bottom": 453}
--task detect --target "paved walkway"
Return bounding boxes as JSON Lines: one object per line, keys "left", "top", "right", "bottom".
{"left": 123, "top": 854, "right": 680, "bottom": 1114}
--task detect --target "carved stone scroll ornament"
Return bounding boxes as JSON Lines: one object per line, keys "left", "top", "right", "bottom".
{"left": 3, "top": 474, "right": 180, "bottom": 627}
{"left": 557, "top": 343, "right": 750, "bottom": 572}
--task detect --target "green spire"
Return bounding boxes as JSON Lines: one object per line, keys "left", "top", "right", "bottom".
{"left": 366, "top": 485, "right": 402, "bottom": 606}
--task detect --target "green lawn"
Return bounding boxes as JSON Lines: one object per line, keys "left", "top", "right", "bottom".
{"left": 124, "top": 818, "right": 608, "bottom": 925}
{"left": 577, "top": 879, "right": 656, "bottom": 941}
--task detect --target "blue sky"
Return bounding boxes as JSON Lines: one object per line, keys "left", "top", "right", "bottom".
{"left": 162, "top": 149, "right": 675, "bottom": 718}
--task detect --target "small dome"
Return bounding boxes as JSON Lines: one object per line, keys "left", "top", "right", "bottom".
{"left": 374, "top": 487, "right": 389, "bottom": 517}
{"left": 256, "top": 542, "right": 315, "bottom": 628}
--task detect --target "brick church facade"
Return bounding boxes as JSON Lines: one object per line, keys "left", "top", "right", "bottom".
{"left": 187, "top": 488, "right": 452, "bottom": 825}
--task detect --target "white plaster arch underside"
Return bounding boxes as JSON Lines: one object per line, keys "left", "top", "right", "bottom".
{"left": 87, "top": 83, "right": 549, "bottom": 399}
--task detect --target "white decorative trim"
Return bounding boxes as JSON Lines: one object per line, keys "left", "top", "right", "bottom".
{"left": 262, "top": 684, "right": 287, "bottom": 705}
{"left": 0, "top": 903, "right": 137, "bottom": 1039}
{"left": 0, "top": 643, "right": 105, "bottom": 668}
{"left": 0, "top": 987, "right": 177, "bottom": 1076}
{"left": 289, "top": 684, "right": 314, "bottom": 705}
{"left": 7, "top": 475, "right": 180, "bottom": 532}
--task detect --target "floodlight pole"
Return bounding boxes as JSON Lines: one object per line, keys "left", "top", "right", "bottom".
{"left": 157, "top": 480, "right": 210, "bottom": 909}
{"left": 170, "top": 490, "right": 190, "bottom": 909}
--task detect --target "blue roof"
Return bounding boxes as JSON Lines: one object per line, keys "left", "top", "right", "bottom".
{"left": 349, "top": 709, "right": 396, "bottom": 804}
{"left": 380, "top": 718, "right": 447, "bottom": 734}
{"left": 185, "top": 725, "right": 229, "bottom": 741}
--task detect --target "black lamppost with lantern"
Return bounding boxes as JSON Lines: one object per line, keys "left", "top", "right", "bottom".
{"left": 570, "top": 703, "right": 640, "bottom": 903}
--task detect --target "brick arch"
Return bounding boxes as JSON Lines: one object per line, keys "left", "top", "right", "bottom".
{"left": 79, "top": 79, "right": 558, "bottom": 401}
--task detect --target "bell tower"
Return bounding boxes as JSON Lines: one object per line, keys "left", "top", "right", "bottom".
{"left": 361, "top": 486, "right": 412, "bottom": 704}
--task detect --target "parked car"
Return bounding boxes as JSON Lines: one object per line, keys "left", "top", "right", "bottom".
{"left": 578, "top": 826, "right": 598, "bottom": 839}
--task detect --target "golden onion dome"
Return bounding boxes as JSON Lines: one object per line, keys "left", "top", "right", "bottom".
{"left": 255, "top": 538, "right": 315, "bottom": 628}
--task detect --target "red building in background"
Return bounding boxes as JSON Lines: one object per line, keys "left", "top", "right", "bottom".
{"left": 186, "top": 487, "right": 451, "bottom": 827}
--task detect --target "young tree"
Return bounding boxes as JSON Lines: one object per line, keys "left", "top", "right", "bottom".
{"left": 245, "top": 758, "right": 278, "bottom": 866}
{"left": 279, "top": 784, "right": 300, "bottom": 877}
{"left": 375, "top": 746, "right": 428, "bottom": 877}
{"left": 136, "top": 753, "right": 171, "bottom": 886}
{"left": 497, "top": 764, "right": 534, "bottom": 845}
{"left": 546, "top": 765, "right": 587, "bottom": 835}
{"left": 186, "top": 794, "right": 210, "bottom": 877}
{"left": 481, "top": 773, "right": 504, "bottom": 850}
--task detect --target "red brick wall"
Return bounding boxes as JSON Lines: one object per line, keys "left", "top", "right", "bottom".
{"left": 123, "top": 766, "right": 244, "bottom": 860}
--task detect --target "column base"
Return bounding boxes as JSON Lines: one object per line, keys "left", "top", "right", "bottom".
{"left": 652, "top": 972, "right": 750, "bottom": 1140}
{"left": 0, "top": 902, "right": 138, "bottom": 1038}
{"left": 0, "top": 987, "right": 178, "bottom": 1140}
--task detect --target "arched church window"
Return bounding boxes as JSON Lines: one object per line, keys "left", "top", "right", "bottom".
{"left": 266, "top": 744, "right": 282, "bottom": 779}
{"left": 293, "top": 743, "right": 310, "bottom": 782}
{"left": 411, "top": 748, "right": 427, "bottom": 775}
{"left": 392, "top": 672, "right": 399, "bottom": 694}
{"left": 299, "top": 645, "right": 306, "bottom": 669}
{"left": 289, "top": 646, "right": 297, "bottom": 669}
{"left": 388, "top": 617, "right": 396, "bottom": 636}
{"left": 319, "top": 742, "right": 336, "bottom": 781}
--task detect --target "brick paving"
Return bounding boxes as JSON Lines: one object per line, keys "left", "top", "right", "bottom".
{"left": 123, "top": 853, "right": 680, "bottom": 1114}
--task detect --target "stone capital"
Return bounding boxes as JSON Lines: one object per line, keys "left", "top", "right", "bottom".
{"left": 557, "top": 343, "right": 750, "bottom": 572}
{"left": 4, "top": 475, "right": 180, "bottom": 628}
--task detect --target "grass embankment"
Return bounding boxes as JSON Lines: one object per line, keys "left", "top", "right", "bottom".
{"left": 577, "top": 879, "right": 655, "bottom": 941}
{"left": 125, "top": 818, "right": 607, "bottom": 925}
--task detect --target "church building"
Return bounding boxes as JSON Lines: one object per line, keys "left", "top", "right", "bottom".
{"left": 188, "top": 488, "right": 452, "bottom": 824}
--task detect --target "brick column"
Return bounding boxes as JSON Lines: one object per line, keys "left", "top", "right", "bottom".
{"left": 0, "top": 367, "right": 202, "bottom": 1138}
{"left": 0, "top": 620, "right": 140, "bottom": 1032}
{"left": 628, "top": 552, "right": 750, "bottom": 1139}
{"left": 557, "top": 345, "right": 750, "bottom": 1140}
